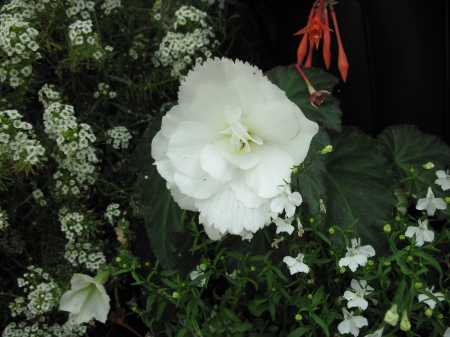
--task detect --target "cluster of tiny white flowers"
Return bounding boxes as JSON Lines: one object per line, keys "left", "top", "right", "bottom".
{"left": 67, "top": 19, "right": 104, "bottom": 60}
{"left": 0, "top": 1, "right": 46, "bottom": 88}
{"left": 3, "top": 315, "right": 88, "bottom": 337}
{"left": 32, "top": 189, "right": 47, "bottom": 206}
{"left": 93, "top": 82, "right": 116, "bottom": 98}
{"left": 59, "top": 208, "right": 106, "bottom": 271}
{"left": 173, "top": 5, "right": 209, "bottom": 30}
{"left": 106, "top": 126, "right": 132, "bottom": 150}
{"left": 128, "top": 33, "right": 150, "bottom": 61}
{"left": 65, "top": 0, "right": 95, "bottom": 19}
{"left": 39, "top": 85, "right": 98, "bottom": 197}
{"left": 0, "top": 209, "right": 8, "bottom": 230}
{"left": 105, "top": 203, "right": 121, "bottom": 224}
{"left": 9, "top": 266, "right": 61, "bottom": 320}
{"left": 152, "top": 6, "right": 219, "bottom": 77}
{"left": 100, "top": 0, "right": 122, "bottom": 15}
{"left": 0, "top": 109, "right": 45, "bottom": 166}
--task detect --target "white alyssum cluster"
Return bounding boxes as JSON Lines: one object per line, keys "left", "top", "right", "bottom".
{"left": 128, "top": 33, "right": 150, "bottom": 61}
{"left": 67, "top": 19, "right": 103, "bottom": 60}
{"left": 106, "top": 126, "right": 132, "bottom": 149}
{"left": 152, "top": 5, "right": 219, "bottom": 77}
{"left": 59, "top": 209, "right": 106, "bottom": 271}
{"left": 0, "top": 109, "right": 45, "bottom": 166}
{"left": 152, "top": 58, "right": 318, "bottom": 240}
{"left": 0, "top": 209, "right": 8, "bottom": 230}
{"left": 65, "top": 0, "right": 95, "bottom": 19}
{"left": 9, "top": 266, "right": 61, "bottom": 320}
{"left": 39, "top": 84, "right": 98, "bottom": 197}
{"left": 100, "top": 0, "right": 122, "bottom": 15}
{"left": 3, "top": 315, "right": 88, "bottom": 337}
{"left": 105, "top": 203, "right": 121, "bottom": 224}
{"left": 0, "top": 1, "right": 45, "bottom": 88}
{"left": 93, "top": 82, "right": 116, "bottom": 98}
{"left": 32, "top": 189, "right": 47, "bottom": 206}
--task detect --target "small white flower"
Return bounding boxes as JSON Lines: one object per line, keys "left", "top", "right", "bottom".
{"left": 270, "top": 184, "right": 302, "bottom": 217}
{"left": 343, "top": 279, "right": 374, "bottom": 310}
{"left": 435, "top": 170, "right": 450, "bottom": 191}
{"left": 339, "top": 238, "right": 375, "bottom": 272}
{"left": 364, "top": 328, "right": 384, "bottom": 337}
{"left": 273, "top": 216, "right": 295, "bottom": 235}
{"left": 338, "top": 308, "right": 368, "bottom": 337}
{"left": 405, "top": 219, "right": 434, "bottom": 247}
{"left": 418, "top": 286, "right": 445, "bottom": 309}
{"left": 283, "top": 253, "right": 309, "bottom": 275}
{"left": 416, "top": 187, "right": 447, "bottom": 216}
{"left": 190, "top": 266, "right": 206, "bottom": 287}
{"left": 59, "top": 271, "right": 110, "bottom": 323}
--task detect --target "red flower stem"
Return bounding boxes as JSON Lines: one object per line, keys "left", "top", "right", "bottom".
{"left": 294, "top": 64, "right": 315, "bottom": 95}
{"left": 114, "top": 317, "right": 143, "bottom": 337}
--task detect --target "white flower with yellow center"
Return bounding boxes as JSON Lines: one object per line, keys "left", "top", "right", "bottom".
{"left": 151, "top": 58, "right": 318, "bottom": 239}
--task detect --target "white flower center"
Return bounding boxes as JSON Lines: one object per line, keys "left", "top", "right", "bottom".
{"left": 220, "top": 106, "right": 263, "bottom": 153}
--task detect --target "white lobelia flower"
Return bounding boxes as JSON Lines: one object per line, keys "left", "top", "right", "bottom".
{"left": 343, "top": 279, "right": 374, "bottom": 310}
{"left": 190, "top": 265, "right": 206, "bottom": 287}
{"left": 405, "top": 219, "right": 434, "bottom": 247}
{"left": 338, "top": 308, "right": 368, "bottom": 337}
{"left": 339, "top": 238, "right": 375, "bottom": 272}
{"left": 444, "top": 327, "right": 450, "bottom": 337}
{"left": 59, "top": 271, "right": 110, "bottom": 323}
{"left": 273, "top": 216, "right": 295, "bottom": 235}
{"left": 151, "top": 58, "right": 318, "bottom": 239}
{"left": 418, "top": 286, "right": 445, "bottom": 309}
{"left": 435, "top": 170, "right": 450, "bottom": 191}
{"left": 270, "top": 184, "right": 303, "bottom": 217}
{"left": 283, "top": 253, "right": 309, "bottom": 275}
{"left": 416, "top": 187, "right": 447, "bottom": 216}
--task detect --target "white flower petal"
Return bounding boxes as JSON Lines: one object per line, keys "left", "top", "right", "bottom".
{"left": 200, "top": 144, "right": 235, "bottom": 183}
{"left": 229, "top": 171, "right": 267, "bottom": 208}
{"left": 170, "top": 186, "right": 197, "bottom": 211}
{"left": 433, "top": 198, "right": 447, "bottom": 210}
{"left": 152, "top": 131, "right": 176, "bottom": 184}
{"left": 245, "top": 145, "right": 294, "bottom": 198}
{"left": 174, "top": 172, "right": 223, "bottom": 199}
{"left": 223, "top": 142, "right": 263, "bottom": 170}
{"left": 196, "top": 187, "right": 270, "bottom": 234}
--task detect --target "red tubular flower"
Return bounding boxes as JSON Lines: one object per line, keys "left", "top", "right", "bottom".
{"left": 330, "top": 4, "right": 348, "bottom": 82}
{"left": 322, "top": 9, "right": 331, "bottom": 69}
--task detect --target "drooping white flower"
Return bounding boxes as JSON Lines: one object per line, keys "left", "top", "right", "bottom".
{"left": 416, "top": 187, "right": 447, "bottom": 216}
{"left": 270, "top": 184, "right": 303, "bottom": 217}
{"left": 339, "top": 238, "right": 375, "bottom": 272}
{"left": 338, "top": 308, "right": 368, "bottom": 337}
{"left": 418, "top": 286, "right": 445, "bottom": 309}
{"left": 343, "top": 279, "right": 374, "bottom": 310}
{"left": 151, "top": 58, "right": 318, "bottom": 240}
{"left": 283, "top": 253, "right": 309, "bottom": 275}
{"left": 405, "top": 219, "right": 434, "bottom": 247}
{"left": 273, "top": 216, "right": 295, "bottom": 235}
{"left": 59, "top": 271, "right": 110, "bottom": 323}
{"left": 435, "top": 170, "right": 450, "bottom": 191}
{"left": 364, "top": 328, "right": 384, "bottom": 337}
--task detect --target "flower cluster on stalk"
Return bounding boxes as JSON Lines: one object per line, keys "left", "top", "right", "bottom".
{"left": 106, "top": 126, "right": 133, "bottom": 150}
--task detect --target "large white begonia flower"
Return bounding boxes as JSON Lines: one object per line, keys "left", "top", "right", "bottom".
{"left": 59, "top": 271, "right": 110, "bottom": 323}
{"left": 151, "top": 58, "right": 318, "bottom": 239}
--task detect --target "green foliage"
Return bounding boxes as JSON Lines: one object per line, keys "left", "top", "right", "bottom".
{"left": 266, "top": 65, "right": 341, "bottom": 131}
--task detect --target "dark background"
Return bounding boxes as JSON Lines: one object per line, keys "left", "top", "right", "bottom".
{"left": 228, "top": 0, "right": 450, "bottom": 145}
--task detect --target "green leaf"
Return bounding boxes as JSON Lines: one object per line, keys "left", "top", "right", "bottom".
{"left": 288, "top": 327, "right": 309, "bottom": 337}
{"left": 324, "top": 127, "right": 396, "bottom": 253}
{"left": 312, "top": 314, "right": 330, "bottom": 337}
{"left": 266, "top": 65, "right": 341, "bottom": 131}
{"left": 223, "top": 307, "right": 240, "bottom": 323}
{"left": 156, "top": 301, "right": 167, "bottom": 321}
{"left": 297, "top": 128, "right": 330, "bottom": 215}
{"left": 249, "top": 297, "right": 269, "bottom": 317}
{"left": 132, "top": 121, "right": 184, "bottom": 269}
{"left": 378, "top": 125, "right": 450, "bottom": 219}
{"left": 231, "top": 322, "right": 253, "bottom": 332}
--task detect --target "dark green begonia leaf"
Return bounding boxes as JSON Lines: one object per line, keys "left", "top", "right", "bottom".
{"left": 378, "top": 125, "right": 450, "bottom": 219}
{"left": 266, "top": 65, "right": 341, "bottom": 131}
{"left": 324, "top": 127, "right": 396, "bottom": 253}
